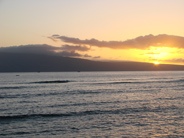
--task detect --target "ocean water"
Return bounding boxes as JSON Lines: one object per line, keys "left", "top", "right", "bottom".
{"left": 0, "top": 71, "right": 184, "bottom": 138}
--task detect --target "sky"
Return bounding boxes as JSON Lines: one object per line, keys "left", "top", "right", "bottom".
{"left": 1, "top": 0, "right": 184, "bottom": 65}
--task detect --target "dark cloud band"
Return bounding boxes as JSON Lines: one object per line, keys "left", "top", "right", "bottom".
{"left": 0, "top": 44, "right": 85, "bottom": 57}
{"left": 50, "top": 34, "right": 184, "bottom": 49}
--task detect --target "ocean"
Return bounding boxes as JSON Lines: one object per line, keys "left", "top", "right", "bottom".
{"left": 0, "top": 71, "right": 184, "bottom": 138}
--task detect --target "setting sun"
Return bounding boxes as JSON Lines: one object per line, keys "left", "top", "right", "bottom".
{"left": 153, "top": 61, "right": 160, "bottom": 65}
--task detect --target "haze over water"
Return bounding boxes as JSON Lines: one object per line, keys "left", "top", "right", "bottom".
{"left": 0, "top": 71, "right": 184, "bottom": 137}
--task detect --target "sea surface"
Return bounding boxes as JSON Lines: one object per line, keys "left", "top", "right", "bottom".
{"left": 0, "top": 71, "right": 184, "bottom": 138}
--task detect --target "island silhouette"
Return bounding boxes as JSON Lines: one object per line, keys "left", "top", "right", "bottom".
{"left": 1, "top": 52, "right": 184, "bottom": 72}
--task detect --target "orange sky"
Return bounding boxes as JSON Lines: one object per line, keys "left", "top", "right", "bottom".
{"left": 1, "top": 0, "right": 184, "bottom": 65}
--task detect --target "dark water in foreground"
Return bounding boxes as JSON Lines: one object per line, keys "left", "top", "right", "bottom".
{"left": 0, "top": 71, "right": 184, "bottom": 137}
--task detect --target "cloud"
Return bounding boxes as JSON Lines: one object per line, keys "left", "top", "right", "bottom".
{"left": 48, "top": 36, "right": 58, "bottom": 42}
{"left": 177, "top": 50, "right": 184, "bottom": 54}
{"left": 162, "top": 58, "right": 184, "bottom": 64}
{"left": 61, "top": 45, "right": 90, "bottom": 51}
{"left": 0, "top": 44, "right": 58, "bottom": 54}
{"left": 84, "top": 54, "right": 92, "bottom": 57}
{"left": 50, "top": 34, "right": 184, "bottom": 49}
{"left": 94, "top": 56, "right": 101, "bottom": 58}
{"left": 83, "top": 54, "right": 100, "bottom": 59}
{"left": 0, "top": 44, "right": 83, "bottom": 57}
{"left": 144, "top": 52, "right": 160, "bottom": 55}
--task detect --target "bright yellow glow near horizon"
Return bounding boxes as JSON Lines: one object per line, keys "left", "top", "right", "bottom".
{"left": 153, "top": 61, "right": 160, "bottom": 65}
{"left": 82, "top": 46, "right": 184, "bottom": 65}
{"left": 143, "top": 46, "right": 181, "bottom": 64}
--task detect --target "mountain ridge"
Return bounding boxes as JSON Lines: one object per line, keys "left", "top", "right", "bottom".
{"left": 1, "top": 52, "right": 184, "bottom": 72}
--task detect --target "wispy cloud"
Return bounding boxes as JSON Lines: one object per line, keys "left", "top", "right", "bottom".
{"left": 161, "top": 58, "right": 184, "bottom": 64}
{"left": 60, "top": 45, "right": 90, "bottom": 51}
{"left": 47, "top": 36, "right": 58, "bottom": 42}
{"left": 144, "top": 51, "right": 161, "bottom": 55}
{"left": 50, "top": 34, "right": 184, "bottom": 49}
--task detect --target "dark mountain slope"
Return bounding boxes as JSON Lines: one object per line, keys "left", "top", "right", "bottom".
{"left": 1, "top": 52, "right": 184, "bottom": 72}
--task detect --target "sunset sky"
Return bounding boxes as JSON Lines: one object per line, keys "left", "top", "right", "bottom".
{"left": 1, "top": 0, "right": 184, "bottom": 65}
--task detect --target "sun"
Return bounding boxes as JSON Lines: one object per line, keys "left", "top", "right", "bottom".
{"left": 153, "top": 61, "right": 160, "bottom": 65}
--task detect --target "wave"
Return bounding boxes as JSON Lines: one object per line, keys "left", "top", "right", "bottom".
{"left": 0, "top": 86, "right": 27, "bottom": 90}
{"left": 149, "top": 77, "right": 174, "bottom": 80}
{"left": 0, "top": 92, "right": 63, "bottom": 99}
{"left": 0, "top": 95, "right": 16, "bottom": 99}
{"left": 174, "top": 79, "right": 184, "bottom": 82}
{"left": 48, "top": 101, "right": 121, "bottom": 108}
{"left": 0, "top": 105, "right": 179, "bottom": 120}
{"left": 93, "top": 78, "right": 184, "bottom": 85}
{"left": 32, "top": 80, "right": 70, "bottom": 84}
{"left": 108, "top": 81, "right": 133, "bottom": 84}
{"left": 0, "top": 90, "right": 100, "bottom": 99}
{"left": 156, "top": 96, "right": 184, "bottom": 101}
{"left": 93, "top": 81, "right": 136, "bottom": 85}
